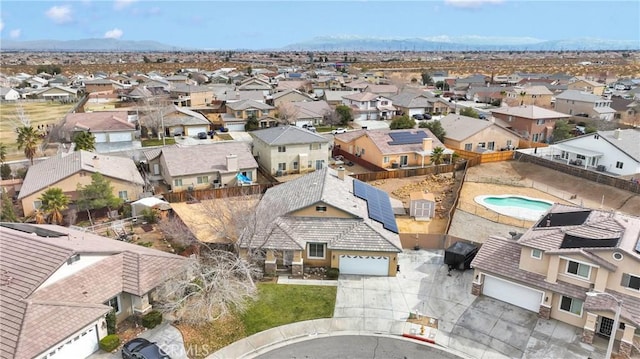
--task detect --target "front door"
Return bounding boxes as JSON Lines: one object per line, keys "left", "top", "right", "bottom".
{"left": 598, "top": 316, "right": 614, "bottom": 337}
{"left": 399, "top": 155, "right": 408, "bottom": 166}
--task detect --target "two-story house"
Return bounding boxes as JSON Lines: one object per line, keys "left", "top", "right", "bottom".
{"left": 555, "top": 90, "right": 616, "bottom": 121}
{"left": 250, "top": 125, "right": 330, "bottom": 176}
{"left": 471, "top": 204, "right": 640, "bottom": 357}
{"left": 223, "top": 99, "right": 276, "bottom": 131}
{"left": 504, "top": 85, "right": 554, "bottom": 108}
{"left": 341, "top": 92, "right": 395, "bottom": 121}
{"left": 169, "top": 83, "right": 214, "bottom": 107}
{"left": 568, "top": 79, "right": 606, "bottom": 96}
{"left": 491, "top": 105, "right": 571, "bottom": 143}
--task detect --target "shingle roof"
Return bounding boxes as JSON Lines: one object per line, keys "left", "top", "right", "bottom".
{"left": 0, "top": 224, "right": 187, "bottom": 359}
{"left": 389, "top": 92, "right": 432, "bottom": 108}
{"left": 226, "top": 99, "right": 274, "bottom": 111}
{"left": 439, "top": 114, "right": 494, "bottom": 141}
{"left": 160, "top": 141, "right": 258, "bottom": 177}
{"left": 17, "top": 151, "right": 144, "bottom": 200}
{"left": 337, "top": 128, "right": 445, "bottom": 156}
{"left": 250, "top": 125, "right": 329, "bottom": 145}
{"left": 555, "top": 90, "right": 608, "bottom": 103}
{"left": 490, "top": 105, "right": 571, "bottom": 119}
{"left": 596, "top": 128, "right": 640, "bottom": 162}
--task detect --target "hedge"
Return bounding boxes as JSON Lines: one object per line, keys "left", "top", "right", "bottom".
{"left": 99, "top": 334, "right": 120, "bottom": 352}
{"left": 141, "top": 310, "right": 163, "bottom": 329}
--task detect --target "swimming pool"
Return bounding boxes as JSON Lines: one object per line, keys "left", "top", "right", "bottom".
{"left": 474, "top": 195, "right": 554, "bottom": 221}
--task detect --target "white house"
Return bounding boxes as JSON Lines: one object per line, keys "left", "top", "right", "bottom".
{"left": 0, "top": 87, "right": 20, "bottom": 100}
{"left": 341, "top": 92, "right": 396, "bottom": 121}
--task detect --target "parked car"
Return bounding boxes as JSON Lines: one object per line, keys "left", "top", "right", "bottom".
{"left": 423, "top": 114, "right": 432, "bottom": 120}
{"left": 412, "top": 114, "right": 424, "bottom": 120}
{"left": 219, "top": 127, "right": 229, "bottom": 133}
{"left": 306, "top": 125, "right": 317, "bottom": 132}
{"left": 332, "top": 128, "right": 347, "bottom": 134}
{"left": 197, "top": 132, "right": 207, "bottom": 139}
{"left": 122, "top": 338, "right": 171, "bottom": 359}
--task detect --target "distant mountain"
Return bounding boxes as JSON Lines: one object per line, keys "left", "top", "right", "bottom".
{"left": 0, "top": 38, "right": 185, "bottom": 51}
{"left": 282, "top": 36, "right": 640, "bottom": 52}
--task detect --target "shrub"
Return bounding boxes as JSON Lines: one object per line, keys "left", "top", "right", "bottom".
{"left": 99, "top": 334, "right": 120, "bottom": 352}
{"left": 326, "top": 267, "right": 340, "bottom": 280}
{"left": 141, "top": 208, "right": 158, "bottom": 224}
{"left": 105, "top": 310, "right": 116, "bottom": 335}
{"left": 141, "top": 310, "right": 163, "bottom": 329}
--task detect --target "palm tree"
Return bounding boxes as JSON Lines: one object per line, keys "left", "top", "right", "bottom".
{"left": 73, "top": 131, "right": 96, "bottom": 152}
{"left": 39, "top": 187, "right": 69, "bottom": 225}
{"left": 16, "top": 126, "right": 40, "bottom": 165}
{"left": 519, "top": 91, "right": 527, "bottom": 106}
{"left": 430, "top": 146, "right": 446, "bottom": 165}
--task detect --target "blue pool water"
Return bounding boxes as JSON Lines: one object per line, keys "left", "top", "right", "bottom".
{"left": 484, "top": 196, "right": 553, "bottom": 211}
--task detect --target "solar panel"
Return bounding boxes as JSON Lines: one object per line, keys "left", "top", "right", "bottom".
{"left": 388, "top": 131, "right": 429, "bottom": 146}
{"left": 352, "top": 180, "right": 399, "bottom": 233}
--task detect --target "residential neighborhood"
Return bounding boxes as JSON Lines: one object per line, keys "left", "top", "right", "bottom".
{"left": 1, "top": 48, "right": 640, "bottom": 359}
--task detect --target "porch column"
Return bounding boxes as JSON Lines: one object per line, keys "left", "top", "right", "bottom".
{"left": 593, "top": 268, "right": 609, "bottom": 292}
{"left": 619, "top": 324, "right": 637, "bottom": 357}
{"left": 545, "top": 256, "right": 560, "bottom": 284}
{"left": 471, "top": 270, "right": 483, "bottom": 296}
{"left": 264, "top": 250, "right": 276, "bottom": 276}
{"left": 132, "top": 293, "right": 152, "bottom": 315}
{"left": 581, "top": 312, "right": 598, "bottom": 344}
{"left": 291, "top": 250, "right": 303, "bottom": 277}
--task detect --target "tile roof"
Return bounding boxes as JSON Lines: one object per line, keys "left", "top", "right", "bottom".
{"left": 439, "top": 114, "right": 494, "bottom": 141}
{"left": 0, "top": 224, "right": 187, "bottom": 359}
{"left": 597, "top": 128, "right": 640, "bottom": 162}
{"left": 62, "top": 111, "right": 135, "bottom": 133}
{"left": 290, "top": 100, "right": 332, "bottom": 119}
{"left": 344, "top": 128, "right": 445, "bottom": 156}
{"left": 160, "top": 141, "right": 258, "bottom": 177}
{"left": 389, "top": 92, "right": 433, "bottom": 108}
{"left": 342, "top": 92, "right": 379, "bottom": 102}
{"left": 584, "top": 289, "right": 640, "bottom": 328}
{"left": 226, "top": 99, "right": 274, "bottom": 111}
{"left": 17, "top": 151, "right": 144, "bottom": 200}
{"left": 250, "top": 125, "right": 329, "bottom": 145}
{"left": 490, "top": 105, "right": 571, "bottom": 119}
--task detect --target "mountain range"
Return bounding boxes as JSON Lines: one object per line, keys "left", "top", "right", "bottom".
{"left": 1, "top": 36, "right": 638, "bottom": 52}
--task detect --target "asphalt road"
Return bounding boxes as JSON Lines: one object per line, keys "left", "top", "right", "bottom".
{"left": 254, "top": 335, "right": 464, "bottom": 359}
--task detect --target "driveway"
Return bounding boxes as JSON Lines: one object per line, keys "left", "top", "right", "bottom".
{"left": 88, "top": 322, "right": 187, "bottom": 359}
{"left": 335, "top": 249, "right": 607, "bottom": 359}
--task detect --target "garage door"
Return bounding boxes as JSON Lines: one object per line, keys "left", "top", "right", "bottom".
{"left": 48, "top": 325, "right": 99, "bottom": 359}
{"left": 109, "top": 131, "right": 132, "bottom": 142}
{"left": 186, "top": 126, "right": 208, "bottom": 136}
{"left": 339, "top": 255, "right": 389, "bottom": 276}
{"left": 482, "top": 275, "right": 543, "bottom": 312}
{"left": 93, "top": 133, "right": 107, "bottom": 143}
{"left": 226, "top": 123, "right": 245, "bottom": 132}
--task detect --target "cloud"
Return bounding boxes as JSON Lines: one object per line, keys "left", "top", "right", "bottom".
{"left": 104, "top": 28, "right": 123, "bottom": 39}
{"left": 444, "top": 0, "right": 504, "bottom": 8}
{"left": 46, "top": 5, "right": 73, "bottom": 24}
{"left": 114, "top": 0, "right": 136, "bottom": 10}
{"left": 10, "top": 29, "right": 21, "bottom": 39}
{"left": 0, "top": 19, "right": 4, "bottom": 32}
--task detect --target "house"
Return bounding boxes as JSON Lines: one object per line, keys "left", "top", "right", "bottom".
{"left": 610, "top": 97, "right": 639, "bottom": 125}
{"left": 504, "top": 85, "right": 553, "bottom": 108}
{"left": 491, "top": 105, "right": 571, "bottom": 143}
{"left": 466, "top": 86, "right": 510, "bottom": 105}
{"left": 554, "top": 90, "right": 616, "bottom": 121}
{"left": 156, "top": 105, "right": 212, "bottom": 137}
{"left": 439, "top": 114, "right": 522, "bottom": 152}
{"left": 223, "top": 100, "right": 276, "bottom": 131}
{"left": 239, "top": 167, "right": 402, "bottom": 276}
{"left": 270, "top": 89, "right": 313, "bottom": 107}
{"left": 390, "top": 92, "right": 435, "bottom": 118}
{"left": 342, "top": 92, "right": 396, "bottom": 121}
{"left": 289, "top": 100, "right": 332, "bottom": 127}
{"left": 323, "top": 90, "right": 360, "bottom": 106}
{"left": 169, "top": 84, "right": 213, "bottom": 107}
{"left": 275, "top": 79, "right": 313, "bottom": 93}
{"left": 0, "top": 87, "right": 20, "bottom": 100}
{"left": 409, "top": 191, "right": 435, "bottom": 221}
{"left": 364, "top": 84, "right": 399, "bottom": 97}
{"left": 27, "top": 76, "right": 48, "bottom": 89}
{"left": 17, "top": 151, "right": 145, "bottom": 217}
{"left": 237, "top": 77, "right": 273, "bottom": 92}
{"left": 333, "top": 128, "right": 451, "bottom": 169}
{"left": 470, "top": 204, "right": 640, "bottom": 357}
{"left": 568, "top": 79, "right": 606, "bottom": 96}
{"left": 250, "top": 125, "right": 330, "bottom": 176}
{"left": 84, "top": 79, "right": 118, "bottom": 93}
{"left": 549, "top": 128, "right": 640, "bottom": 176}
{"left": 158, "top": 141, "right": 258, "bottom": 191}
{"left": 0, "top": 222, "right": 186, "bottom": 359}
{"left": 61, "top": 111, "right": 139, "bottom": 153}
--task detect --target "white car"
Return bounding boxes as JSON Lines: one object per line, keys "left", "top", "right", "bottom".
{"left": 332, "top": 128, "right": 347, "bottom": 134}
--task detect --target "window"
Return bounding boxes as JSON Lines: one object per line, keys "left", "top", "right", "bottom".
{"left": 478, "top": 142, "right": 486, "bottom": 148}
{"left": 464, "top": 143, "right": 472, "bottom": 151}
{"left": 536, "top": 119, "right": 545, "bottom": 125}
{"left": 174, "top": 179, "right": 183, "bottom": 187}
{"left": 278, "top": 146, "right": 286, "bottom": 153}
{"left": 33, "top": 200, "right": 42, "bottom": 210}
{"left": 310, "top": 143, "right": 321, "bottom": 150}
{"left": 559, "top": 295, "right": 583, "bottom": 316}
{"left": 621, "top": 273, "right": 640, "bottom": 291}
{"left": 576, "top": 154, "right": 586, "bottom": 160}
{"left": 106, "top": 295, "right": 121, "bottom": 314}
{"left": 278, "top": 163, "right": 286, "bottom": 171}
{"left": 566, "top": 260, "right": 591, "bottom": 279}
{"left": 508, "top": 116, "right": 513, "bottom": 122}
{"left": 315, "top": 205, "right": 327, "bottom": 212}
{"left": 197, "top": 176, "right": 209, "bottom": 184}
{"left": 308, "top": 161, "right": 312, "bottom": 169}
{"left": 293, "top": 161, "right": 299, "bottom": 170}
{"left": 616, "top": 161, "right": 623, "bottom": 169}
{"left": 380, "top": 100, "right": 388, "bottom": 105}
{"left": 506, "top": 140, "right": 512, "bottom": 147}
{"left": 487, "top": 141, "right": 495, "bottom": 150}
{"left": 383, "top": 156, "right": 389, "bottom": 164}
{"left": 307, "top": 243, "right": 325, "bottom": 259}
{"left": 531, "top": 249, "right": 542, "bottom": 259}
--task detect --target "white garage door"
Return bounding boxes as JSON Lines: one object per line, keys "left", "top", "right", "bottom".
{"left": 226, "top": 123, "right": 246, "bottom": 132}
{"left": 109, "top": 131, "right": 132, "bottom": 142}
{"left": 339, "top": 254, "right": 389, "bottom": 276}
{"left": 186, "top": 126, "right": 208, "bottom": 136}
{"left": 48, "top": 325, "right": 99, "bottom": 359}
{"left": 483, "top": 275, "right": 543, "bottom": 312}
{"left": 93, "top": 133, "right": 107, "bottom": 143}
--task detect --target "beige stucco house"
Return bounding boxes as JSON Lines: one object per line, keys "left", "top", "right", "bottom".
{"left": 239, "top": 167, "right": 402, "bottom": 276}
{"left": 17, "top": 151, "right": 144, "bottom": 217}
{"left": 250, "top": 125, "right": 330, "bottom": 176}
{"left": 169, "top": 84, "right": 213, "bottom": 107}
{"left": 504, "top": 85, "right": 553, "bottom": 108}
{"left": 471, "top": 204, "right": 640, "bottom": 357}
{"left": 439, "top": 114, "right": 522, "bottom": 152}
{"left": 568, "top": 79, "right": 605, "bottom": 96}
{"left": 554, "top": 90, "right": 615, "bottom": 121}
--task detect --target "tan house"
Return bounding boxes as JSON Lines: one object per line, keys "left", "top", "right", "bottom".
{"left": 239, "top": 167, "right": 402, "bottom": 276}
{"left": 568, "top": 79, "right": 605, "bottom": 96}
{"left": 223, "top": 99, "right": 276, "bottom": 131}
{"left": 439, "top": 114, "right": 522, "bottom": 152}
{"left": 333, "top": 128, "right": 450, "bottom": 169}
{"left": 491, "top": 105, "right": 571, "bottom": 143}
{"left": 17, "top": 151, "right": 144, "bottom": 217}
{"left": 270, "top": 89, "right": 313, "bottom": 107}
{"left": 0, "top": 222, "right": 186, "bottom": 359}
{"left": 61, "top": 111, "right": 138, "bottom": 153}
{"left": 504, "top": 85, "right": 553, "bottom": 108}
{"left": 554, "top": 90, "right": 616, "bottom": 121}
{"left": 471, "top": 204, "right": 640, "bottom": 357}
{"left": 84, "top": 78, "right": 118, "bottom": 93}
{"left": 169, "top": 84, "right": 213, "bottom": 107}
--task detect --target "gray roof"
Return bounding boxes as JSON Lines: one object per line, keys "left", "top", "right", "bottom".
{"left": 169, "top": 83, "right": 211, "bottom": 93}
{"left": 290, "top": 100, "right": 332, "bottom": 119}
{"left": 557, "top": 129, "right": 640, "bottom": 162}
{"left": 158, "top": 105, "right": 211, "bottom": 127}
{"left": 439, "top": 114, "right": 493, "bottom": 141}
{"left": 0, "top": 223, "right": 186, "bottom": 359}
{"left": 389, "top": 92, "right": 433, "bottom": 108}
{"left": 226, "top": 99, "right": 274, "bottom": 111}
{"left": 243, "top": 168, "right": 401, "bottom": 253}
{"left": 160, "top": 142, "right": 258, "bottom": 177}
{"left": 555, "top": 90, "right": 609, "bottom": 103}
{"left": 491, "top": 105, "right": 571, "bottom": 119}
{"left": 18, "top": 151, "right": 144, "bottom": 200}
{"left": 250, "top": 125, "right": 329, "bottom": 145}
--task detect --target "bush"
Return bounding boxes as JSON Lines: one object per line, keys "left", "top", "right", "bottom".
{"left": 326, "top": 268, "right": 340, "bottom": 280}
{"left": 141, "top": 310, "right": 163, "bottom": 329}
{"left": 99, "top": 334, "right": 120, "bottom": 352}
{"left": 105, "top": 310, "right": 117, "bottom": 335}
{"left": 141, "top": 208, "right": 158, "bottom": 224}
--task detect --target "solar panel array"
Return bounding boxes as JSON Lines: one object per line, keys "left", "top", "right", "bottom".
{"left": 353, "top": 180, "right": 399, "bottom": 233}
{"left": 388, "top": 131, "right": 428, "bottom": 145}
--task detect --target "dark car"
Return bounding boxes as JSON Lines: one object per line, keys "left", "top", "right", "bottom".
{"left": 423, "top": 113, "right": 432, "bottom": 120}
{"left": 122, "top": 338, "right": 171, "bottom": 359}
{"left": 412, "top": 114, "right": 424, "bottom": 120}
{"left": 197, "top": 132, "right": 207, "bottom": 139}
{"left": 219, "top": 127, "right": 229, "bottom": 133}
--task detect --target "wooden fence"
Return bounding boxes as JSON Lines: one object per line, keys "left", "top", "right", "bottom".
{"left": 449, "top": 148, "right": 515, "bottom": 164}
{"left": 515, "top": 152, "right": 640, "bottom": 194}
{"left": 399, "top": 233, "right": 474, "bottom": 250}
{"left": 350, "top": 163, "right": 457, "bottom": 182}
{"left": 162, "top": 183, "right": 278, "bottom": 203}
{"left": 332, "top": 148, "right": 387, "bottom": 172}
{"left": 518, "top": 139, "right": 549, "bottom": 149}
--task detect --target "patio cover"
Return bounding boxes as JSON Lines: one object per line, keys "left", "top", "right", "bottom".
{"left": 554, "top": 143, "right": 604, "bottom": 158}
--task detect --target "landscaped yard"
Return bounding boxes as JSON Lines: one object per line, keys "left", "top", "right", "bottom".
{"left": 176, "top": 282, "right": 336, "bottom": 358}
{"left": 141, "top": 138, "right": 176, "bottom": 147}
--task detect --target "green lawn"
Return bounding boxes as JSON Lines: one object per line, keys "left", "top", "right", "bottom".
{"left": 141, "top": 138, "right": 176, "bottom": 147}
{"left": 241, "top": 283, "right": 336, "bottom": 335}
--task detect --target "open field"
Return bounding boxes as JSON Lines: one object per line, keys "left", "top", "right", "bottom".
{"left": 0, "top": 101, "right": 75, "bottom": 161}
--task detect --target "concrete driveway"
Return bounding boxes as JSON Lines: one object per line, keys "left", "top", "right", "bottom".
{"left": 88, "top": 322, "right": 187, "bottom": 359}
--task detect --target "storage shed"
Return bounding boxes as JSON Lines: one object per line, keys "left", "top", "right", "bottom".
{"left": 409, "top": 191, "right": 436, "bottom": 221}
{"left": 131, "top": 197, "right": 172, "bottom": 218}
{"left": 444, "top": 241, "right": 478, "bottom": 271}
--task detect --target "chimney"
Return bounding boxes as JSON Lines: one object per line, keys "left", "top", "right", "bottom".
{"left": 422, "top": 137, "right": 433, "bottom": 152}
{"left": 337, "top": 166, "right": 345, "bottom": 180}
{"left": 226, "top": 154, "right": 238, "bottom": 172}
{"left": 614, "top": 128, "right": 621, "bottom": 139}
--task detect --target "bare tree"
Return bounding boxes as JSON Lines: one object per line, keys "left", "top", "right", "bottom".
{"left": 323, "top": 108, "right": 342, "bottom": 129}
{"left": 275, "top": 102, "right": 300, "bottom": 125}
{"left": 139, "top": 95, "right": 171, "bottom": 139}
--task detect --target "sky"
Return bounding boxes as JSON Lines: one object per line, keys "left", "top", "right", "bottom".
{"left": 0, "top": 0, "right": 638, "bottom": 49}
